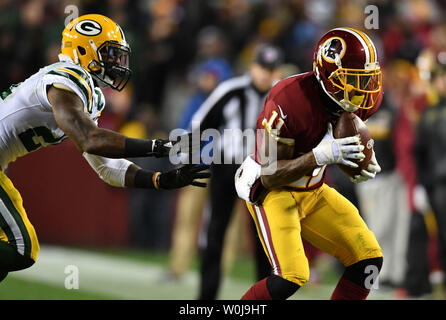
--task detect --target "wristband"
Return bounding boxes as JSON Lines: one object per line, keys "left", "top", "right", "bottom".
{"left": 124, "top": 138, "right": 155, "bottom": 158}
{"left": 134, "top": 169, "right": 156, "bottom": 189}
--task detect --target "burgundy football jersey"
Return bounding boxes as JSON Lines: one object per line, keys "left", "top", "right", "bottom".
{"left": 255, "top": 71, "right": 381, "bottom": 190}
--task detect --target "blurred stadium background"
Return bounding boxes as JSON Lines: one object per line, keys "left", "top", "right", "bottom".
{"left": 1, "top": 0, "right": 446, "bottom": 300}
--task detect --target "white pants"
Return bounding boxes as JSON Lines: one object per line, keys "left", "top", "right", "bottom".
{"left": 356, "top": 171, "right": 410, "bottom": 286}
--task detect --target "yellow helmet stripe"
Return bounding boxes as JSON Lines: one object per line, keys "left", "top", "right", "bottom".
{"left": 346, "top": 27, "right": 376, "bottom": 63}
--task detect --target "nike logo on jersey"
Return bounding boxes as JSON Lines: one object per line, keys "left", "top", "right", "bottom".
{"left": 277, "top": 105, "right": 287, "bottom": 119}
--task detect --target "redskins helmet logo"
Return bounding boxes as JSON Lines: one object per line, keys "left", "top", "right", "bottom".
{"left": 75, "top": 20, "right": 102, "bottom": 36}
{"left": 321, "top": 37, "right": 346, "bottom": 63}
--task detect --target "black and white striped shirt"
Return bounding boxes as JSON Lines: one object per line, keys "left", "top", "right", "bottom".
{"left": 191, "top": 74, "right": 267, "bottom": 162}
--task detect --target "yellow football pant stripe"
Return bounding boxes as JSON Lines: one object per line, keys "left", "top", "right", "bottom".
{"left": 0, "top": 171, "right": 39, "bottom": 262}
{"left": 0, "top": 227, "right": 8, "bottom": 242}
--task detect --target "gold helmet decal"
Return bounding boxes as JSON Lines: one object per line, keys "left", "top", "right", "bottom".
{"left": 60, "top": 14, "right": 131, "bottom": 91}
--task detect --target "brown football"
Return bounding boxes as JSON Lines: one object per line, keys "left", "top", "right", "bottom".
{"left": 333, "top": 112, "right": 373, "bottom": 178}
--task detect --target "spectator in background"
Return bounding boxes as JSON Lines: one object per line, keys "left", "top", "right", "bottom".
{"left": 413, "top": 48, "right": 446, "bottom": 299}
{"left": 389, "top": 58, "right": 430, "bottom": 297}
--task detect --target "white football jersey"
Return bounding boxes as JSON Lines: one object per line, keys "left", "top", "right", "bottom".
{"left": 0, "top": 61, "right": 105, "bottom": 170}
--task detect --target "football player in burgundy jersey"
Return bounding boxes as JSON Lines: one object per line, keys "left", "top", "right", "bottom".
{"left": 235, "top": 28, "right": 384, "bottom": 300}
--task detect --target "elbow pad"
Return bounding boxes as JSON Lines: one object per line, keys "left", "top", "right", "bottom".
{"left": 83, "top": 153, "right": 132, "bottom": 187}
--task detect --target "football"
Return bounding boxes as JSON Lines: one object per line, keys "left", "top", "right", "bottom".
{"left": 333, "top": 112, "right": 373, "bottom": 178}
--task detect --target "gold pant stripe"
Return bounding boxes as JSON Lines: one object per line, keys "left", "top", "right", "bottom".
{"left": 0, "top": 171, "right": 39, "bottom": 262}
{"left": 249, "top": 203, "right": 282, "bottom": 276}
{"left": 0, "top": 227, "right": 8, "bottom": 242}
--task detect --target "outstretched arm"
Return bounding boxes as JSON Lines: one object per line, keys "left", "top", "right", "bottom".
{"left": 50, "top": 86, "right": 211, "bottom": 189}
{"left": 48, "top": 86, "right": 173, "bottom": 158}
{"left": 84, "top": 153, "right": 211, "bottom": 189}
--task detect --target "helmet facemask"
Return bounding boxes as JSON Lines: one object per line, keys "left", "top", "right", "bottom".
{"left": 88, "top": 41, "right": 132, "bottom": 91}
{"left": 329, "top": 63, "right": 382, "bottom": 111}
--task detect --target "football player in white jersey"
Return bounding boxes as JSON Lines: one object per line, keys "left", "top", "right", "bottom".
{"left": 0, "top": 14, "right": 209, "bottom": 282}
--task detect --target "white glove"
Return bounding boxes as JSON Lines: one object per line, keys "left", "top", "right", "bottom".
{"left": 235, "top": 155, "right": 261, "bottom": 203}
{"left": 350, "top": 148, "right": 381, "bottom": 183}
{"left": 312, "top": 123, "right": 365, "bottom": 168}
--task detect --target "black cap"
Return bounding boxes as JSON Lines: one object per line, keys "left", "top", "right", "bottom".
{"left": 254, "top": 44, "right": 284, "bottom": 70}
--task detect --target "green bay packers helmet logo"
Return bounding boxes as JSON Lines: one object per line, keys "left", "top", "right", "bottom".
{"left": 75, "top": 20, "right": 102, "bottom": 36}
{"left": 321, "top": 37, "right": 346, "bottom": 63}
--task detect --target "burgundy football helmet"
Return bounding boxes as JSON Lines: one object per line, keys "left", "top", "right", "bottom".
{"left": 313, "top": 27, "right": 382, "bottom": 112}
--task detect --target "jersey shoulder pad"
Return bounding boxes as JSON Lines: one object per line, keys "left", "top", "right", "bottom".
{"left": 43, "top": 62, "right": 95, "bottom": 114}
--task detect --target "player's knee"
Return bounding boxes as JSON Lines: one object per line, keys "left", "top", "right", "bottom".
{"left": 266, "top": 275, "right": 301, "bottom": 299}
{"left": 343, "top": 256, "right": 383, "bottom": 290}
{"left": 22, "top": 255, "right": 36, "bottom": 269}
{"left": 16, "top": 255, "right": 35, "bottom": 271}
{"left": 10, "top": 252, "right": 36, "bottom": 272}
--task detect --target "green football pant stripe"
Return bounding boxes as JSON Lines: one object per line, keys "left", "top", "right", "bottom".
{"left": 0, "top": 185, "right": 31, "bottom": 258}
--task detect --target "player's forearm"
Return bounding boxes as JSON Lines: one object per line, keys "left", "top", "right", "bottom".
{"left": 260, "top": 152, "right": 317, "bottom": 189}
{"left": 81, "top": 127, "right": 128, "bottom": 158}
{"left": 74, "top": 126, "right": 167, "bottom": 159}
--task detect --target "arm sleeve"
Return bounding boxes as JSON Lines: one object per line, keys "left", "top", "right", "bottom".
{"left": 83, "top": 153, "right": 133, "bottom": 188}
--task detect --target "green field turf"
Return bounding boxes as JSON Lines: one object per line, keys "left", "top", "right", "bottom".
{"left": 0, "top": 245, "right": 396, "bottom": 300}
{"left": 0, "top": 277, "right": 114, "bottom": 300}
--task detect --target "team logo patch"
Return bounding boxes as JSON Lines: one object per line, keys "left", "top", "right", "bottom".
{"left": 75, "top": 20, "right": 102, "bottom": 36}
{"left": 366, "top": 138, "right": 374, "bottom": 150}
{"left": 321, "top": 37, "right": 346, "bottom": 63}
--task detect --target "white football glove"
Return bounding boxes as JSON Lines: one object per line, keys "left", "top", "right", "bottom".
{"left": 350, "top": 148, "right": 381, "bottom": 183}
{"left": 234, "top": 155, "right": 261, "bottom": 203}
{"left": 312, "top": 123, "right": 365, "bottom": 168}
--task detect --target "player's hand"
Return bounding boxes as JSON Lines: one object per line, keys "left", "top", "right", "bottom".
{"left": 312, "top": 123, "right": 365, "bottom": 168}
{"left": 149, "top": 139, "right": 174, "bottom": 157}
{"left": 350, "top": 149, "right": 381, "bottom": 183}
{"left": 150, "top": 133, "right": 201, "bottom": 159}
{"left": 158, "top": 164, "right": 211, "bottom": 189}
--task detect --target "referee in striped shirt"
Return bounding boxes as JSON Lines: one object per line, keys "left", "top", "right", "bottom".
{"left": 191, "top": 44, "right": 284, "bottom": 299}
